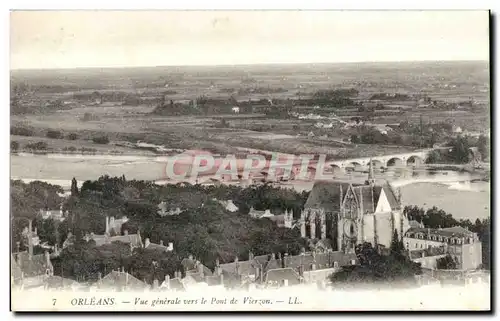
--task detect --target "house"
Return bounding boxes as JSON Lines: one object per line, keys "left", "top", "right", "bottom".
{"left": 403, "top": 226, "right": 482, "bottom": 271}
{"left": 105, "top": 216, "right": 129, "bottom": 235}
{"left": 144, "top": 238, "right": 174, "bottom": 252}
{"left": 11, "top": 250, "right": 54, "bottom": 290}
{"left": 157, "top": 202, "right": 183, "bottom": 216}
{"left": 97, "top": 269, "right": 148, "bottom": 292}
{"left": 160, "top": 273, "right": 186, "bottom": 291}
{"left": 38, "top": 205, "right": 67, "bottom": 221}
{"left": 264, "top": 268, "right": 301, "bottom": 288}
{"left": 219, "top": 200, "right": 239, "bottom": 212}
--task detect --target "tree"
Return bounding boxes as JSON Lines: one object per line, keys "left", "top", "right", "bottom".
{"left": 436, "top": 254, "right": 457, "bottom": 269}
{"left": 477, "top": 134, "right": 489, "bottom": 161}
{"left": 448, "top": 136, "right": 471, "bottom": 164}
{"left": 71, "top": 177, "right": 79, "bottom": 197}
{"left": 390, "top": 229, "right": 406, "bottom": 260}
{"left": 67, "top": 133, "right": 79, "bottom": 140}
{"left": 11, "top": 141, "right": 19, "bottom": 152}
{"left": 92, "top": 135, "right": 109, "bottom": 144}
{"left": 46, "top": 130, "right": 62, "bottom": 139}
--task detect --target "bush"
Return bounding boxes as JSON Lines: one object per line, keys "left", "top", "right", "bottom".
{"left": 25, "top": 141, "right": 48, "bottom": 150}
{"left": 92, "top": 136, "right": 109, "bottom": 144}
{"left": 46, "top": 130, "right": 62, "bottom": 139}
{"left": 67, "top": 133, "right": 79, "bottom": 140}
{"left": 11, "top": 141, "right": 19, "bottom": 151}
{"left": 63, "top": 146, "right": 77, "bottom": 152}
{"left": 11, "top": 126, "right": 34, "bottom": 137}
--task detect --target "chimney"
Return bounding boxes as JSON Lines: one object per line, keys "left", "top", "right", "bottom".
{"left": 153, "top": 279, "right": 159, "bottom": 289}
{"left": 188, "top": 254, "right": 193, "bottom": 261}
{"left": 220, "top": 273, "right": 224, "bottom": 285}
{"left": 34, "top": 227, "right": 38, "bottom": 236}
{"left": 236, "top": 260, "right": 240, "bottom": 276}
{"left": 28, "top": 220, "right": 33, "bottom": 259}
{"left": 145, "top": 238, "right": 150, "bottom": 248}
{"left": 168, "top": 242, "right": 174, "bottom": 252}
{"left": 197, "top": 261, "right": 204, "bottom": 277}
{"left": 124, "top": 230, "right": 128, "bottom": 236}
{"left": 98, "top": 272, "right": 102, "bottom": 282}
{"left": 283, "top": 253, "right": 289, "bottom": 268}
{"left": 255, "top": 266, "right": 260, "bottom": 283}
{"left": 271, "top": 253, "right": 276, "bottom": 261}
{"left": 110, "top": 217, "right": 115, "bottom": 229}
{"left": 160, "top": 240, "right": 164, "bottom": 246}
{"left": 44, "top": 251, "right": 51, "bottom": 271}
{"left": 164, "top": 274, "right": 170, "bottom": 289}
{"left": 105, "top": 216, "right": 109, "bottom": 235}
{"left": 249, "top": 251, "right": 254, "bottom": 261}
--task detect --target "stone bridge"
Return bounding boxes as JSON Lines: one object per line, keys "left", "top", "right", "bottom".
{"left": 325, "top": 149, "right": 431, "bottom": 172}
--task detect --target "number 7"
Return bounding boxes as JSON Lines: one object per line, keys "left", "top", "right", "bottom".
{"left": 52, "top": 299, "right": 56, "bottom": 306}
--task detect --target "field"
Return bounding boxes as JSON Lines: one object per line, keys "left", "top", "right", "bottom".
{"left": 10, "top": 61, "right": 490, "bottom": 158}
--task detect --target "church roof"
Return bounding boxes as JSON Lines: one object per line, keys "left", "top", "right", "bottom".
{"left": 304, "top": 180, "right": 399, "bottom": 212}
{"left": 304, "top": 181, "right": 353, "bottom": 210}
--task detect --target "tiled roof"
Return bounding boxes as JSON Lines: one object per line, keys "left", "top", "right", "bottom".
{"left": 99, "top": 271, "right": 147, "bottom": 290}
{"left": 405, "top": 227, "right": 474, "bottom": 239}
{"left": 15, "top": 252, "right": 52, "bottom": 278}
{"left": 205, "top": 275, "right": 223, "bottom": 286}
{"left": 181, "top": 258, "right": 197, "bottom": 271}
{"left": 91, "top": 234, "right": 142, "bottom": 247}
{"left": 219, "top": 259, "right": 261, "bottom": 276}
{"left": 264, "top": 268, "right": 301, "bottom": 286}
{"left": 185, "top": 272, "right": 205, "bottom": 283}
{"left": 283, "top": 251, "right": 357, "bottom": 271}
{"left": 46, "top": 276, "right": 80, "bottom": 289}
{"left": 145, "top": 242, "right": 168, "bottom": 251}
{"left": 185, "top": 265, "right": 213, "bottom": 277}
{"left": 169, "top": 278, "right": 185, "bottom": 291}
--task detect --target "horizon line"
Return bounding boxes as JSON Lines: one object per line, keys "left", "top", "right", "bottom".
{"left": 10, "top": 59, "right": 489, "bottom": 72}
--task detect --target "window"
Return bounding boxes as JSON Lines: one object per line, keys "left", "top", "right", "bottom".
{"left": 333, "top": 262, "right": 339, "bottom": 268}
{"left": 406, "top": 242, "right": 409, "bottom": 249}
{"left": 351, "top": 259, "right": 356, "bottom": 265}
{"left": 415, "top": 243, "right": 418, "bottom": 249}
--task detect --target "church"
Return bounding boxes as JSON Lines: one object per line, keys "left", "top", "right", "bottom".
{"left": 301, "top": 161, "right": 410, "bottom": 253}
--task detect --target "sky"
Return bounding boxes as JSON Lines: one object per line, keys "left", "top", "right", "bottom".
{"left": 10, "top": 10, "right": 490, "bottom": 70}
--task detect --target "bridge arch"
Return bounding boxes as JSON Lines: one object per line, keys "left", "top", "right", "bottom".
{"left": 370, "top": 159, "right": 384, "bottom": 170}
{"left": 386, "top": 157, "right": 403, "bottom": 167}
{"left": 407, "top": 155, "right": 424, "bottom": 167}
{"left": 330, "top": 164, "right": 344, "bottom": 176}
{"left": 347, "top": 162, "right": 363, "bottom": 171}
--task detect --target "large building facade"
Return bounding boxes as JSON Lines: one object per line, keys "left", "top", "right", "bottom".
{"left": 301, "top": 165, "right": 410, "bottom": 253}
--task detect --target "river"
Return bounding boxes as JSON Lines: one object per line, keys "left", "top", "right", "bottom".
{"left": 10, "top": 153, "right": 490, "bottom": 221}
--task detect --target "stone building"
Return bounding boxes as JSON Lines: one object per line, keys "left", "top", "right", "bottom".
{"left": 404, "top": 226, "right": 482, "bottom": 271}
{"left": 301, "top": 162, "right": 409, "bottom": 253}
